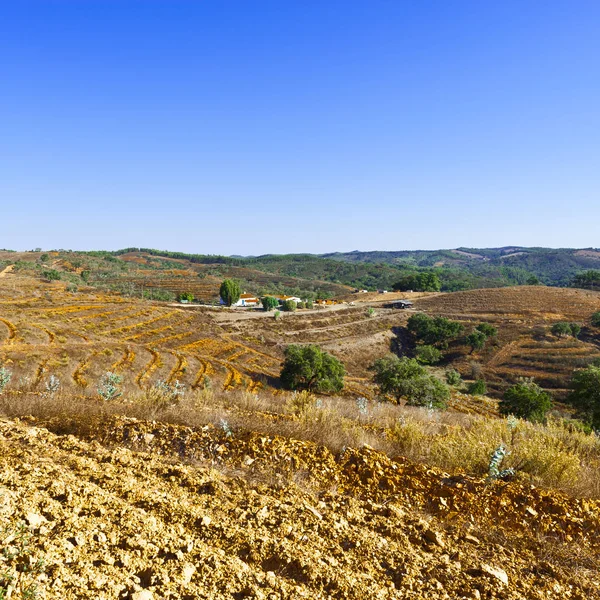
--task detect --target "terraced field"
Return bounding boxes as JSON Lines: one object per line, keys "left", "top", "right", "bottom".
{"left": 0, "top": 274, "right": 392, "bottom": 400}
{"left": 414, "top": 286, "right": 600, "bottom": 398}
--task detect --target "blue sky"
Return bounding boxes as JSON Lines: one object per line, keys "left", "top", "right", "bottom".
{"left": 1, "top": 1, "right": 599, "bottom": 254}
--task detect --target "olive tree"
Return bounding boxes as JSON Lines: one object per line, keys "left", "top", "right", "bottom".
{"left": 499, "top": 378, "right": 552, "bottom": 423}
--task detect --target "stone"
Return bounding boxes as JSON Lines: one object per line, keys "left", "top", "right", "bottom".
{"left": 480, "top": 563, "right": 508, "bottom": 585}
{"left": 25, "top": 512, "right": 47, "bottom": 528}
{"left": 131, "top": 591, "right": 154, "bottom": 600}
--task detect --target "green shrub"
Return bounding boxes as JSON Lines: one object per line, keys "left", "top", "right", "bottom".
{"left": 177, "top": 292, "right": 194, "bottom": 302}
{"left": 499, "top": 378, "right": 552, "bottom": 423}
{"left": 476, "top": 323, "right": 498, "bottom": 337}
{"left": 468, "top": 379, "right": 487, "bottom": 395}
{"left": 280, "top": 345, "right": 345, "bottom": 393}
{"left": 406, "top": 314, "right": 463, "bottom": 348}
{"left": 591, "top": 311, "right": 600, "bottom": 328}
{"left": 551, "top": 322, "right": 573, "bottom": 338}
{"left": 281, "top": 300, "right": 297, "bottom": 312}
{"left": 296, "top": 301, "right": 306, "bottom": 309}
{"left": 414, "top": 345, "right": 442, "bottom": 365}
{"left": 261, "top": 296, "right": 279, "bottom": 311}
{"left": 371, "top": 355, "right": 449, "bottom": 408}
{"left": 43, "top": 269, "right": 61, "bottom": 281}
{"left": 445, "top": 369, "right": 462, "bottom": 386}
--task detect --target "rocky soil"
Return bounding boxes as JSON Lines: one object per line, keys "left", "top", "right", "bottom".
{"left": 1, "top": 416, "right": 599, "bottom": 599}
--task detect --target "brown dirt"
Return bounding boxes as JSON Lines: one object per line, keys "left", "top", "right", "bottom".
{"left": 2, "top": 415, "right": 599, "bottom": 599}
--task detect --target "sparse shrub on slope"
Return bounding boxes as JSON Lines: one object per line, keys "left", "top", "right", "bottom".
{"left": 591, "top": 311, "right": 600, "bottom": 328}
{"left": 499, "top": 378, "right": 552, "bottom": 424}
{"left": 280, "top": 345, "right": 345, "bottom": 393}
{"left": 468, "top": 379, "right": 487, "bottom": 396}
{"left": 476, "top": 323, "right": 498, "bottom": 337}
{"left": 371, "top": 355, "right": 449, "bottom": 408}
{"left": 445, "top": 369, "right": 462, "bottom": 386}
{"left": 465, "top": 330, "right": 488, "bottom": 353}
{"left": 551, "top": 322, "right": 578, "bottom": 338}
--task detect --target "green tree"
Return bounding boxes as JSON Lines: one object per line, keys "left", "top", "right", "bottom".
{"left": 591, "top": 312, "right": 600, "bottom": 328}
{"left": 280, "top": 345, "right": 345, "bottom": 393}
{"left": 407, "top": 314, "right": 463, "bottom": 348}
{"left": 476, "top": 323, "right": 498, "bottom": 337}
{"left": 465, "top": 330, "right": 488, "bottom": 353}
{"left": 219, "top": 279, "right": 241, "bottom": 306}
{"left": 569, "top": 322, "right": 582, "bottom": 338}
{"left": 177, "top": 292, "right": 194, "bottom": 302}
{"left": 414, "top": 345, "right": 442, "bottom": 365}
{"left": 371, "top": 355, "right": 449, "bottom": 408}
{"left": 568, "top": 366, "right": 600, "bottom": 429}
{"left": 572, "top": 270, "right": 600, "bottom": 290}
{"left": 393, "top": 272, "right": 441, "bottom": 292}
{"left": 43, "top": 269, "right": 61, "bottom": 281}
{"left": 499, "top": 378, "right": 552, "bottom": 423}
{"left": 80, "top": 270, "right": 91, "bottom": 283}
{"left": 261, "top": 296, "right": 279, "bottom": 311}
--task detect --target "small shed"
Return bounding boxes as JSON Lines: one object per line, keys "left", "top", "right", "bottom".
{"left": 388, "top": 300, "right": 413, "bottom": 309}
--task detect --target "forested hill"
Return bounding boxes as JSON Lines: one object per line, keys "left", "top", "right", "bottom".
{"left": 320, "top": 247, "right": 600, "bottom": 287}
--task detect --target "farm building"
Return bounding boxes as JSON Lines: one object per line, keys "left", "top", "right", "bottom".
{"left": 220, "top": 293, "right": 261, "bottom": 307}
{"left": 274, "top": 295, "right": 302, "bottom": 304}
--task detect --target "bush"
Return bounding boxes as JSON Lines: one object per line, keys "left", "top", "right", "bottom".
{"left": 219, "top": 279, "right": 241, "bottom": 306}
{"left": 445, "top": 369, "right": 462, "bottom": 386}
{"left": 551, "top": 322, "right": 574, "bottom": 338}
{"left": 499, "top": 378, "right": 553, "bottom": 423}
{"left": 177, "top": 292, "right": 194, "bottom": 302}
{"left": 476, "top": 323, "right": 498, "bottom": 337}
{"left": 568, "top": 365, "right": 600, "bottom": 429}
{"left": 296, "top": 301, "right": 306, "bottom": 309}
{"left": 591, "top": 312, "right": 600, "bottom": 328}
{"left": 43, "top": 269, "right": 61, "bottom": 281}
{"left": 281, "top": 300, "right": 297, "bottom": 312}
{"left": 407, "top": 314, "right": 463, "bottom": 348}
{"left": 569, "top": 323, "right": 582, "bottom": 338}
{"left": 414, "top": 345, "right": 442, "bottom": 365}
{"left": 305, "top": 300, "right": 314, "bottom": 309}
{"left": 371, "top": 355, "right": 449, "bottom": 408}
{"left": 465, "top": 330, "right": 487, "bottom": 352}
{"left": 261, "top": 296, "right": 279, "bottom": 311}
{"left": 280, "top": 345, "right": 345, "bottom": 393}
{"left": 468, "top": 379, "right": 487, "bottom": 395}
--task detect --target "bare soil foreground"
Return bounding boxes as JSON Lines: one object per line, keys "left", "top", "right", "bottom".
{"left": 2, "top": 415, "right": 599, "bottom": 599}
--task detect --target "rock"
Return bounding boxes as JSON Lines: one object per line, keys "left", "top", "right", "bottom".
{"left": 131, "top": 591, "right": 154, "bottom": 600}
{"left": 423, "top": 529, "right": 445, "bottom": 548}
{"left": 181, "top": 563, "right": 196, "bottom": 585}
{"left": 201, "top": 516, "right": 212, "bottom": 527}
{"left": 464, "top": 534, "right": 480, "bottom": 545}
{"left": 480, "top": 563, "right": 508, "bottom": 585}
{"left": 25, "top": 512, "right": 46, "bottom": 528}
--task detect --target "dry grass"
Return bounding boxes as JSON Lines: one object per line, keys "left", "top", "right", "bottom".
{"left": 1, "top": 381, "right": 599, "bottom": 499}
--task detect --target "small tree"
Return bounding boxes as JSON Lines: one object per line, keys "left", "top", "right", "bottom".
{"left": 466, "top": 330, "right": 487, "bottom": 353}
{"left": 371, "top": 355, "right": 449, "bottom": 408}
{"left": 569, "top": 323, "right": 582, "bottom": 339}
{"left": 476, "top": 323, "right": 498, "bottom": 337}
{"left": 43, "top": 269, "right": 61, "bottom": 281}
{"left": 414, "top": 345, "right": 442, "bottom": 365}
{"left": 568, "top": 365, "right": 600, "bottom": 429}
{"left": 261, "top": 296, "right": 279, "bottom": 311}
{"left": 407, "top": 313, "right": 463, "bottom": 348}
{"left": 592, "top": 312, "right": 600, "bottom": 328}
{"left": 499, "top": 378, "right": 552, "bottom": 423}
{"left": 280, "top": 345, "right": 345, "bottom": 393}
{"left": 219, "top": 279, "right": 241, "bottom": 307}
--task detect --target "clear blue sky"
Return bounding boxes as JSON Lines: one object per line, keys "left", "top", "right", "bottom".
{"left": 1, "top": 1, "right": 599, "bottom": 254}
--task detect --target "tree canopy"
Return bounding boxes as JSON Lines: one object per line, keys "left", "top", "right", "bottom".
{"left": 371, "top": 355, "right": 449, "bottom": 408}
{"left": 393, "top": 272, "right": 441, "bottom": 292}
{"left": 568, "top": 365, "right": 600, "bottom": 429}
{"left": 499, "top": 378, "right": 552, "bottom": 423}
{"left": 407, "top": 313, "right": 464, "bottom": 348}
{"left": 280, "top": 345, "right": 345, "bottom": 393}
{"left": 219, "top": 279, "right": 241, "bottom": 306}
{"left": 261, "top": 296, "right": 279, "bottom": 311}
